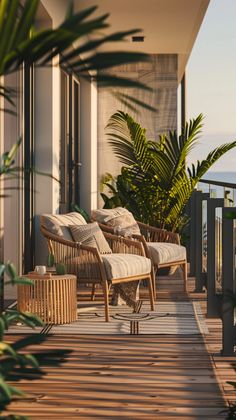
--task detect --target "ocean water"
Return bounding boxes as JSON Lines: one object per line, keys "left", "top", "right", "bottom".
{"left": 202, "top": 171, "right": 236, "bottom": 184}
{"left": 199, "top": 171, "right": 236, "bottom": 203}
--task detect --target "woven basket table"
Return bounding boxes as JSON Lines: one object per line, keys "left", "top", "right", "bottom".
{"left": 17, "top": 273, "right": 77, "bottom": 324}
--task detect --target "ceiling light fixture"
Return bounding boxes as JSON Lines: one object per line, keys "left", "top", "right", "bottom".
{"left": 132, "top": 36, "right": 145, "bottom": 42}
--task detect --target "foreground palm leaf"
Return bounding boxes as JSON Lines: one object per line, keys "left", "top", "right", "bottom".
{"left": 0, "top": 263, "right": 71, "bottom": 418}
{"left": 0, "top": 334, "right": 72, "bottom": 418}
{"left": 0, "top": 138, "right": 59, "bottom": 200}
{"left": 0, "top": 0, "right": 154, "bottom": 111}
{"left": 103, "top": 111, "right": 236, "bottom": 231}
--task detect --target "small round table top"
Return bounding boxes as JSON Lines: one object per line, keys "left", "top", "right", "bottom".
{"left": 25, "top": 272, "right": 76, "bottom": 280}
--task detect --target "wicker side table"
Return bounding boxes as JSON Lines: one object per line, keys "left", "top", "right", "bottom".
{"left": 17, "top": 273, "right": 77, "bottom": 324}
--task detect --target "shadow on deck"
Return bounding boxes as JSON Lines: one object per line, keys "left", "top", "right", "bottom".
{"left": 4, "top": 272, "right": 236, "bottom": 419}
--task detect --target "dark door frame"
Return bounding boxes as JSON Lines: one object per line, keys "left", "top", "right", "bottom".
{"left": 23, "top": 63, "right": 34, "bottom": 273}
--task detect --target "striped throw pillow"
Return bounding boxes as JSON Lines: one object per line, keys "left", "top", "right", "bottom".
{"left": 69, "top": 222, "right": 112, "bottom": 254}
{"left": 91, "top": 207, "right": 140, "bottom": 235}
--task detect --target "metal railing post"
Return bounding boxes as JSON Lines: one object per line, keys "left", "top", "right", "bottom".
{"left": 189, "top": 190, "right": 197, "bottom": 277}
{"left": 207, "top": 198, "right": 224, "bottom": 318}
{"left": 222, "top": 207, "right": 236, "bottom": 356}
{"left": 195, "top": 192, "right": 210, "bottom": 292}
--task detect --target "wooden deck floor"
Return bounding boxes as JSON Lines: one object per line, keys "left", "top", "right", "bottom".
{"left": 4, "top": 275, "right": 236, "bottom": 419}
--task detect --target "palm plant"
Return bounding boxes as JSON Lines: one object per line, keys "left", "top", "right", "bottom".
{"left": 102, "top": 110, "right": 236, "bottom": 232}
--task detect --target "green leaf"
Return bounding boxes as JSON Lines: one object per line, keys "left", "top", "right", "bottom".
{"left": 71, "top": 204, "right": 91, "bottom": 222}
{"left": 224, "top": 211, "right": 236, "bottom": 220}
{"left": 0, "top": 263, "right": 5, "bottom": 277}
{"left": 17, "top": 353, "right": 39, "bottom": 368}
{"left": 6, "top": 139, "right": 22, "bottom": 166}
{"left": 16, "top": 313, "right": 44, "bottom": 329}
{"left": 0, "top": 375, "right": 12, "bottom": 400}
{"left": 5, "top": 262, "right": 17, "bottom": 280}
{"left": 5, "top": 276, "right": 34, "bottom": 286}
{"left": 0, "top": 342, "right": 17, "bottom": 357}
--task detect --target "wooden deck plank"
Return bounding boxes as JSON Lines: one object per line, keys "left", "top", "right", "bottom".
{"left": 3, "top": 274, "right": 235, "bottom": 418}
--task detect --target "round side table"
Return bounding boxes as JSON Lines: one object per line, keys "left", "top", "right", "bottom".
{"left": 17, "top": 273, "right": 77, "bottom": 324}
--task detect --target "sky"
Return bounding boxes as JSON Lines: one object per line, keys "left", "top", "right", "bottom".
{"left": 186, "top": 0, "right": 236, "bottom": 174}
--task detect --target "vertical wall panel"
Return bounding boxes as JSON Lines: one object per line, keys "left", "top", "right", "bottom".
{"left": 97, "top": 54, "right": 178, "bottom": 206}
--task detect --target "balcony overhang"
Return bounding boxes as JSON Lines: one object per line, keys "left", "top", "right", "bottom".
{"left": 75, "top": 0, "right": 210, "bottom": 83}
{"left": 41, "top": 0, "right": 210, "bottom": 83}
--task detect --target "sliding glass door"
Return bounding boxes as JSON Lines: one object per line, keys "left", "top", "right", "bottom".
{"left": 60, "top": 70, "right": 81, "bottom": 213}
{"left": 2, "top": 64, "right": 34, "bottom": 276}
{"left": 2, "top": 70, "right": 24, "bottom": 275}
{"left": 23, "top": 63, "right": 34, "bottom": 273}
{"left": 70, "top": 75, "right": 81, "bottom": 206}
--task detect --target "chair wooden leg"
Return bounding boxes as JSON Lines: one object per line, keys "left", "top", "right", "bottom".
{"left": 147, "top": 275, "right": 155, "bottom": 311}
{"left": 151, "top": 266, "right": 157, "bottom": 300}
{"left": 182, "top": 262, "right": 188, "bottom": 292}
{"left": 101, "top": 280, "right": 110, "bottom": 322}
{"left": 91, "top": 283, "right": 96, "bottom": 301}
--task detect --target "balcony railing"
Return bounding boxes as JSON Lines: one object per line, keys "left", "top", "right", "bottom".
{"left": 190, "top": 178, "right": 236, "bottom": 356}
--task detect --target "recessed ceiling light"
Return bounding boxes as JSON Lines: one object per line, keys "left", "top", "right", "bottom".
{"left": 132, "top": 36, "right": 145, "bottom": 42}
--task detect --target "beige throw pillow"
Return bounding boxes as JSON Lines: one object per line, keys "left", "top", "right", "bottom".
{"left": 91, "top": 207, "right": 140, "bottom": 235}
{"left": 41, "top": 212, "right": 87, "bottom": 241}
{"left": 69, "top": 222, "right": 112, "bottom": 254}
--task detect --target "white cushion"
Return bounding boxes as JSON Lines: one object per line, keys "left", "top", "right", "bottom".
{"left": 102, "top": 253, "right": 151, "bottom": 280}
{"left": 41, "top": 212, "right": 87, "bottom": 241}
{"left": 91, "top": 207, "right": 140, "bottom": 235}
{"left": 147, "top": 242, "right": 186, "bottom": 265}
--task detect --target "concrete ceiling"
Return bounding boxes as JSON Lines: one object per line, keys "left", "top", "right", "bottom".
{"left": 41, "top": 0, "right": 210, "bottom": 82}
{"left": 75, "top": 0, "right": 210, "bottom": 81}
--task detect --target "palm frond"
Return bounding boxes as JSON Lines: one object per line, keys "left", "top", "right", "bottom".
{"left": 107, "top": 111, "right": 140, "bottom": 166}
{"left": 107, "top": 111, "right": 157, "bottom": 175}
{"left": 164, "top": 172, "right": 193, "bottom": 229}
{"left": 188, "top": 141, "right": 236, "bottom": 181}
{"left": 0, "top": 1, "right": 152, "bottom": 111}
{"left": 162, "top": 114, "right": 204, "bottom": 177}
{"left": 179, "top": 114, "right": 204, "bottom": 153}
{"left": 104, "top": 112, "right": 236, "bottom": 232}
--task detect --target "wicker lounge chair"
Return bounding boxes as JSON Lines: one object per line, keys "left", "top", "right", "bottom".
{"left": 40, "top": 213, "right": 154, "bottom": 321}
{"left": 91, "top": 208, "right": 187, "bottom": 297}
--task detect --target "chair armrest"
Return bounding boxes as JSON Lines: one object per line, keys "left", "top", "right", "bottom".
{"left": 98, "top": 222, "right": 115, "bottom": 234}
{"left": 132, "top": 234, "right": 152, "bottom": 259}
{"left": 164, "top": 230, "right": 180, "bottom": 245}
{"left": 103, "top": 231, "right": 145, "bottom": 256}
{"left": 137, "top": 221, "right": 180, "bottom": 245}
{"left": 40, "top": 226, "right": 106, "bottom": 282}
